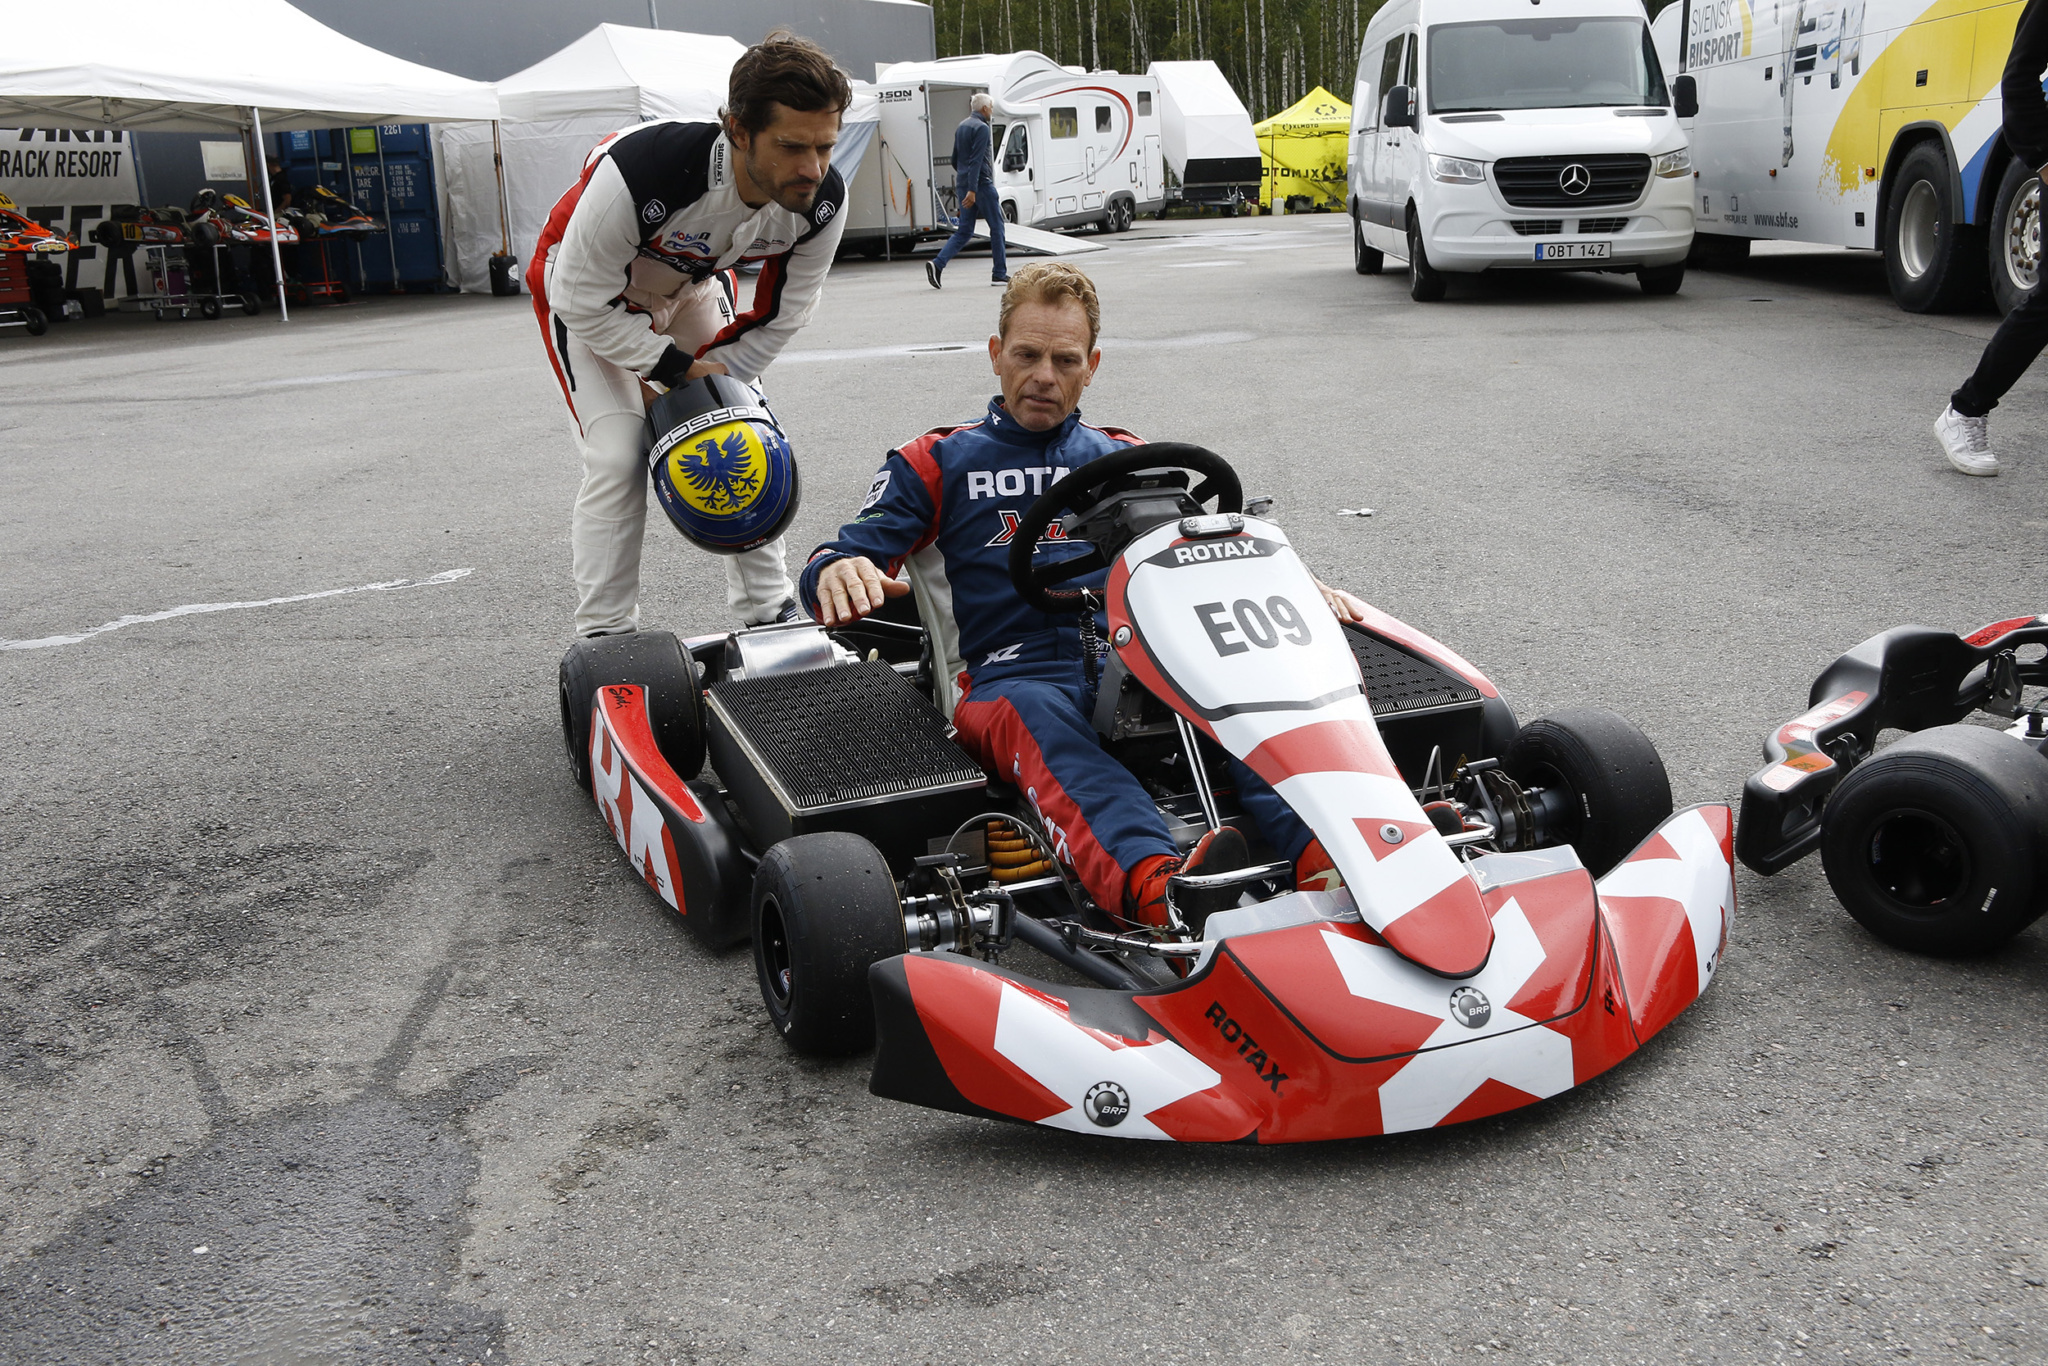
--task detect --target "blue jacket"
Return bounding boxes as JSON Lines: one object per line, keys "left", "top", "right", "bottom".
{"left": 799, "top": 398, "right": 1141, "bottom": 687}
{"left": 952, "top": 114, "right": 995, "bottom": 190}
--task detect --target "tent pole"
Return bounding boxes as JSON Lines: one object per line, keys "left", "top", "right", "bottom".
{"left": 492, "top": 120, "right": 512, "bottom": 256}
{"left": 250, "top": 107, "right": 290, "bottom": 321}
{"left": 374, "top": 128, "right": 400, "bottom": 288}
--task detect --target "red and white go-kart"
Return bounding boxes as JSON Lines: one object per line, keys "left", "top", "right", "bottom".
{"left": 559, "top": 444, "right": 1735, "bottom": 1142}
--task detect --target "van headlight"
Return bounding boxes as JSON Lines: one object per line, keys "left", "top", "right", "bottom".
{"left": 1655, "top": 148, "right": 1693, "bottom": 178}
{"left": 1428, "top": 154, "right": 1487, "bottom": 185}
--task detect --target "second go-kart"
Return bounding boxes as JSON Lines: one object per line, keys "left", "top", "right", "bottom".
{"left": 1740, "top": 614, "right": 2048, "bottom": 954}
{"left": 560, "top": 441, "right": 1734, "bottom": 1143}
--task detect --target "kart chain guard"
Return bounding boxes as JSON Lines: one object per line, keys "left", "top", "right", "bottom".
{"left": 1103, "top": 516, "right": 1494, "bottom": 977}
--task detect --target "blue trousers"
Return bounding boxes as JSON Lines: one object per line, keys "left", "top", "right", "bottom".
{"left": 954, "top": 669, "right": 1313, "bottom": 911}
{"left": 932, "top": 179, "right": 1008, "bottom": 279}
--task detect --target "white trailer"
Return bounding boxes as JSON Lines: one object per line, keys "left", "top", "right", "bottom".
{"left": 1146, "top": 60, "right": 1261, "bottom": 211}
{"left": 839, "top": 51, "right": 1165, "bottom": 248}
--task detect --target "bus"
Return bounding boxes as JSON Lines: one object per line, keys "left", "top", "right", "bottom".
{"left": 1651, "top": 0, "right": 2037, "bottom": 312}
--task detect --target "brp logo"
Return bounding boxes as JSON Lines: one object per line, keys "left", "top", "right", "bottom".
{"left": 1082, "top": 1080, "right": 1131, "bottom": 1127}
{"left": 815, "top": 198, "right": 837, "bottom": 223}
{"left": 642, "top": 198, "right": 668, "bottom": 223}
{"left": 1558, "top": 163, "right": 1592, "bottom": 196}
{"left": 1448, "top": 986, "right": 1492, "bottom": 1029}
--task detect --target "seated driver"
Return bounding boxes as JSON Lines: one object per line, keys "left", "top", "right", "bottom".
{"left": 801, "top": 262, "right": 1353, "bottom": 928}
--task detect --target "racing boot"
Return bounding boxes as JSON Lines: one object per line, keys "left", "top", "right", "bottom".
{"left": 1295, "top": 837, "right": 1344, "bottom": 894}
{"left": 1125, "top": 826, "right": 1249, "bottom": 931}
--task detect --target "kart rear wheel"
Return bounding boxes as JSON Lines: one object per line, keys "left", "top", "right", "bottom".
{"left": 1505, "top": 708, "right": 1672, "bottom": 876}
{"left": 557, "top": 631, "right": 704, "bottom": 794}
{"left": 753, "top": 832, "right": 906, "bottom": 1056}
{"left": 1820, "top": 725, "right": 2048, "bottom": 955}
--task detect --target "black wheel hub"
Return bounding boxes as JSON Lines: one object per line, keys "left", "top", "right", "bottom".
{"left": 1866, "top": 808, "right": 1971, "bottom": 908}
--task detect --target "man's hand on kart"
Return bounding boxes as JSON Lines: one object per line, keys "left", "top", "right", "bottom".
{"left": 816, "top": 555, "right": 911, "bottom": 626}
{"left": 1315, "top": 577, "right": 1365, "bottom": 625}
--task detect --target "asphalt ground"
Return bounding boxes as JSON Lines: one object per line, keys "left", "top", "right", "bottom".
{"left": 3, "top": 213, "right": 2046, "bottom": 1366}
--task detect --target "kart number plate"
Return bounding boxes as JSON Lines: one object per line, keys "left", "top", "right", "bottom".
{"left": 1535, "top": 241, "right": 1610, "bottom": 261}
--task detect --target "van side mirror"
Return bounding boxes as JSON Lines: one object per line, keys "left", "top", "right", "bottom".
{"left": 1004, "top": 147, "right": 1027, "bottom": 172}
{"left": 1673, "top": 74, "right": 1698, "bottom": 119}
{"left": 1382, "top": 84, "right": 1417, "bottom": 130}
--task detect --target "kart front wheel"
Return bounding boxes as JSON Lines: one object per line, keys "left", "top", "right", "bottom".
{"left": 557, "top": 630, "right": 704, "bottom": 793}
{"left": 1505, "top": 708, "right": 1672, "bottom": 876}
{"left": 753, "top": 832, "right": 906, "bottom": 1056}
{"left": 1820, "top": 725, "right": 2048, "bottom": 955}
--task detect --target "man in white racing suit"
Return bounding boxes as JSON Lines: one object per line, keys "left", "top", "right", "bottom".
{"left": 529, "top": 32, "right": 851, "bottom": 636}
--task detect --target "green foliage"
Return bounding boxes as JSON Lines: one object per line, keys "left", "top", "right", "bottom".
{"left": 930, "top": 0, "right": 1392, "bottom": 120}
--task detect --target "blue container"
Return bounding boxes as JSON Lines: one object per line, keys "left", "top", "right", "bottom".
{"left": 274, "top": 124, "right": 445, "bottom": 293}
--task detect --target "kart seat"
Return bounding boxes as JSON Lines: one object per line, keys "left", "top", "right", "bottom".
{"left": 905, "top": 549, "right": 965, "bottom": 719}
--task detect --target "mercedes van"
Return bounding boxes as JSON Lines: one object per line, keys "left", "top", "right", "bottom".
{"left": 1348, "top": 0, "right": 1699, "bottom": 299}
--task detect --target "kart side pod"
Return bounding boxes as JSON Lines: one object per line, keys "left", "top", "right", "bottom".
{"left": 869, "top": 805, "right": 1734, "bottom": 1143}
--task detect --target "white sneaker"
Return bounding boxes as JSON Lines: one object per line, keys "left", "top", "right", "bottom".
{"left": 1934, "top": 404, "right": 2000, "bottom": 476}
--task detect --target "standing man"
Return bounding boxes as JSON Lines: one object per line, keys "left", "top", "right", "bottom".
{"left": 925, "top": 93, "right": 1009, "bottom": 290}
{"left": 530, "top": 32, "right": 851, "bottom": 637}
{"left": 1933, "top": 0, "right": 2048, "bottom": 476}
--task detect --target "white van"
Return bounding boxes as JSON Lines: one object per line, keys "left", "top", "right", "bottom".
{"left": 1349, "top": 0, "right": 1699, "bottom": 299}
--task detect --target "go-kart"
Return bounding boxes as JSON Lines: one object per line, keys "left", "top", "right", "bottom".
{"left": 1739, "top": 614, "right": 2048, "bottom": 954}
{"left": 0, "top": 194, "right": 75, "bottom": 337}
{"left": 285, "top": 184, "right": 385, "bottom": 237}
{"left": 559, "top": 443, "right": 1734, "bottom": 1142}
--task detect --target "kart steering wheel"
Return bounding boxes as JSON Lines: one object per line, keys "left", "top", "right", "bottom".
{"left": 1008, "top": 442, "right": 1243, "bottom": 614}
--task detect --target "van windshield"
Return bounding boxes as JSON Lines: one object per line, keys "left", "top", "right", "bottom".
{"left": 1426, "top": 17, "right": 1667, "bottom": 113}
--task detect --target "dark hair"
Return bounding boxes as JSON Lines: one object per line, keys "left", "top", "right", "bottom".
{"left": 724, "top": 31, "right": 852, "bottom": 135}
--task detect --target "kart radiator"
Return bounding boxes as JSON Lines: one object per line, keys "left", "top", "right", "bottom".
{"left": 705, "top": 661, "right": 988, "bottom": 871}
{"left": 1344, "top": 625, "right": 1487, "bottom": 783}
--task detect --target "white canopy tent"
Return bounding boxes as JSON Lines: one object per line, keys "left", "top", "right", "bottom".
{"left": 439, "top": 26, "right": 879, "bottom": 296}
{"left": 0, "top": 0, "right": 500, "bottom": 316}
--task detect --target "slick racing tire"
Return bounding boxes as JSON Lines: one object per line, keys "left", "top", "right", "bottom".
{"left": 1819, "top": 725, "right": 2048, "bottom": 955}
{"left": 1988, "top": 158, "right": 2041, "bottom": 318}
{"left": 1884, "top": 142, "right": 1985, "bottom": 313}
{"left": 557, "top": 630, "right": 704, "bottom": 794}
{"left": 1505, "top": 708, "right": 1673, "bottom": 876}
{"left": 753, "top": 832, "right": 906, "bottom": 1056}
{"left": 1407, "top": 215, "right": 1446, "bottom": 302}
{"left": 1353, "top": 209, "right": 1384, "bottom": 275}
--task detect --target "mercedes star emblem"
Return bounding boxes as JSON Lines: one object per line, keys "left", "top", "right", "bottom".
{"left": 1558, "top": 163, "right": 1592, "bottom": 196}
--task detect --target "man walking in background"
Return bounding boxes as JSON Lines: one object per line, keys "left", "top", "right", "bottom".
{"left": 1933, "top": 0, "right": 2048, "bottom": 476}
{"left": 925, "top": 93, "right": 1009, "bottom": 289}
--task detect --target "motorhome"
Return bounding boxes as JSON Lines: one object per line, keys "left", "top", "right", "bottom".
{"left": 1147, "top": 60, "right": 1262, "bottom": 210}
{"left": 1652, "top": 0, "right": 2032, "bottom": 313}
{"left": 1349, "top": 0, "right": 1697, "bottom": 299}
{"left": 838, "top": 51, "right": 1166, "bottom": 247}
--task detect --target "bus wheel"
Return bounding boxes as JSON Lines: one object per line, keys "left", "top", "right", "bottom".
{"left": 1989, "top": 159, "right": 2041, "bottom": 317}
{"left": 1884, "top": 142, "right": 1985, "bottom": 313}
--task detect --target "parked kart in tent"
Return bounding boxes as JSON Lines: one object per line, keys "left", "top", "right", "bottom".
{"left": 1740, "top": 615, "right": 2048, "bottom": 955}
{"left": 559, "top": 444, "right": 1734, "bottom": 1142}
{"left": 0, "top": 194, "right": 76, "bottom": 337}
{"left": 285, "top": 183, "right": 385, "bottom": 237}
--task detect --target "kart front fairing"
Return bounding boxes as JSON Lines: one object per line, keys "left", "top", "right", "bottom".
{"left": 870, "top": 513, "right": 1736, "bottom": 1142}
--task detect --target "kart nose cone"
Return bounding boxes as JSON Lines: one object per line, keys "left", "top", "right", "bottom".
{"left": 1377, "top": 880, "right": 1495, "bottom": 978}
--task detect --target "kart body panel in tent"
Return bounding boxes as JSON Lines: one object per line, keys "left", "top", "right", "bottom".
{"left": 1255, "top": 87, "right": 1350, "bottom": 211}
{"left": 0, "top": 0, "right": 499, "bottom": 132}
{"left": 1147, "top": 61, "right": 1260, "bottom": 204}
{"left": 438, "top": 26, "right": 879, "bottom": 295}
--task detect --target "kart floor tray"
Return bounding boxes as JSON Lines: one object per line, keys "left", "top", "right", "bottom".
{"left": 706, "top": 661, "right": 988, "bottom": 870}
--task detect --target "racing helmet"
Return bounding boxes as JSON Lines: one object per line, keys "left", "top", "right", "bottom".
{"left": 647, "top": 373, "right": 801, "bottom": 555}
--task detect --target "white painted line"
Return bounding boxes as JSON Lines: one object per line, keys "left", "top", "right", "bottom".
{"left": 777, "top": 342, "right": 983, "bottom": 364}
{"left": 1097, "top": 331, "right": 1256, "bottom": 350}
{"left": 1, "top": 568, "right": 475, "bottom": 651}
{"left": 249, "top": 369, "right": 428, "bottom": 388}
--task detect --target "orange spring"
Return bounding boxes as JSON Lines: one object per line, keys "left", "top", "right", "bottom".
{"left": 986, "top": 820, "right": 1053, "bottom": 883}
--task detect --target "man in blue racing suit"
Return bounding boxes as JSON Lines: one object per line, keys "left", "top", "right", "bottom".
{"left": 801, "top": 262, "right": 1354, "bottom": 928}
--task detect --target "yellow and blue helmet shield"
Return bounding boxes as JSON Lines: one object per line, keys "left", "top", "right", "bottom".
{"left": 647, "top": 375, "right": 801, "bottom": 555}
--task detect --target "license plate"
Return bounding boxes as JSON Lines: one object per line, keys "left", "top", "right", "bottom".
{"left": 1535, "top": 241, "right": 1611, "bottom": 261}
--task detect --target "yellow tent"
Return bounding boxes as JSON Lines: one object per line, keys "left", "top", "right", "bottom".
{"left": 1255, "top": 86, "right": 1350, "bottom": 211}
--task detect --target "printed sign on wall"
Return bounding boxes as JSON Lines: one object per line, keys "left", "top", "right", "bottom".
{"left": 0, "top": 128, "right": 143, "bottom": 296}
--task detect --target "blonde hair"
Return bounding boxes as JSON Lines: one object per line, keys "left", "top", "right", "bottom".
{"left": 997, "top": 262, "right": 1101, "bottom": 349}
